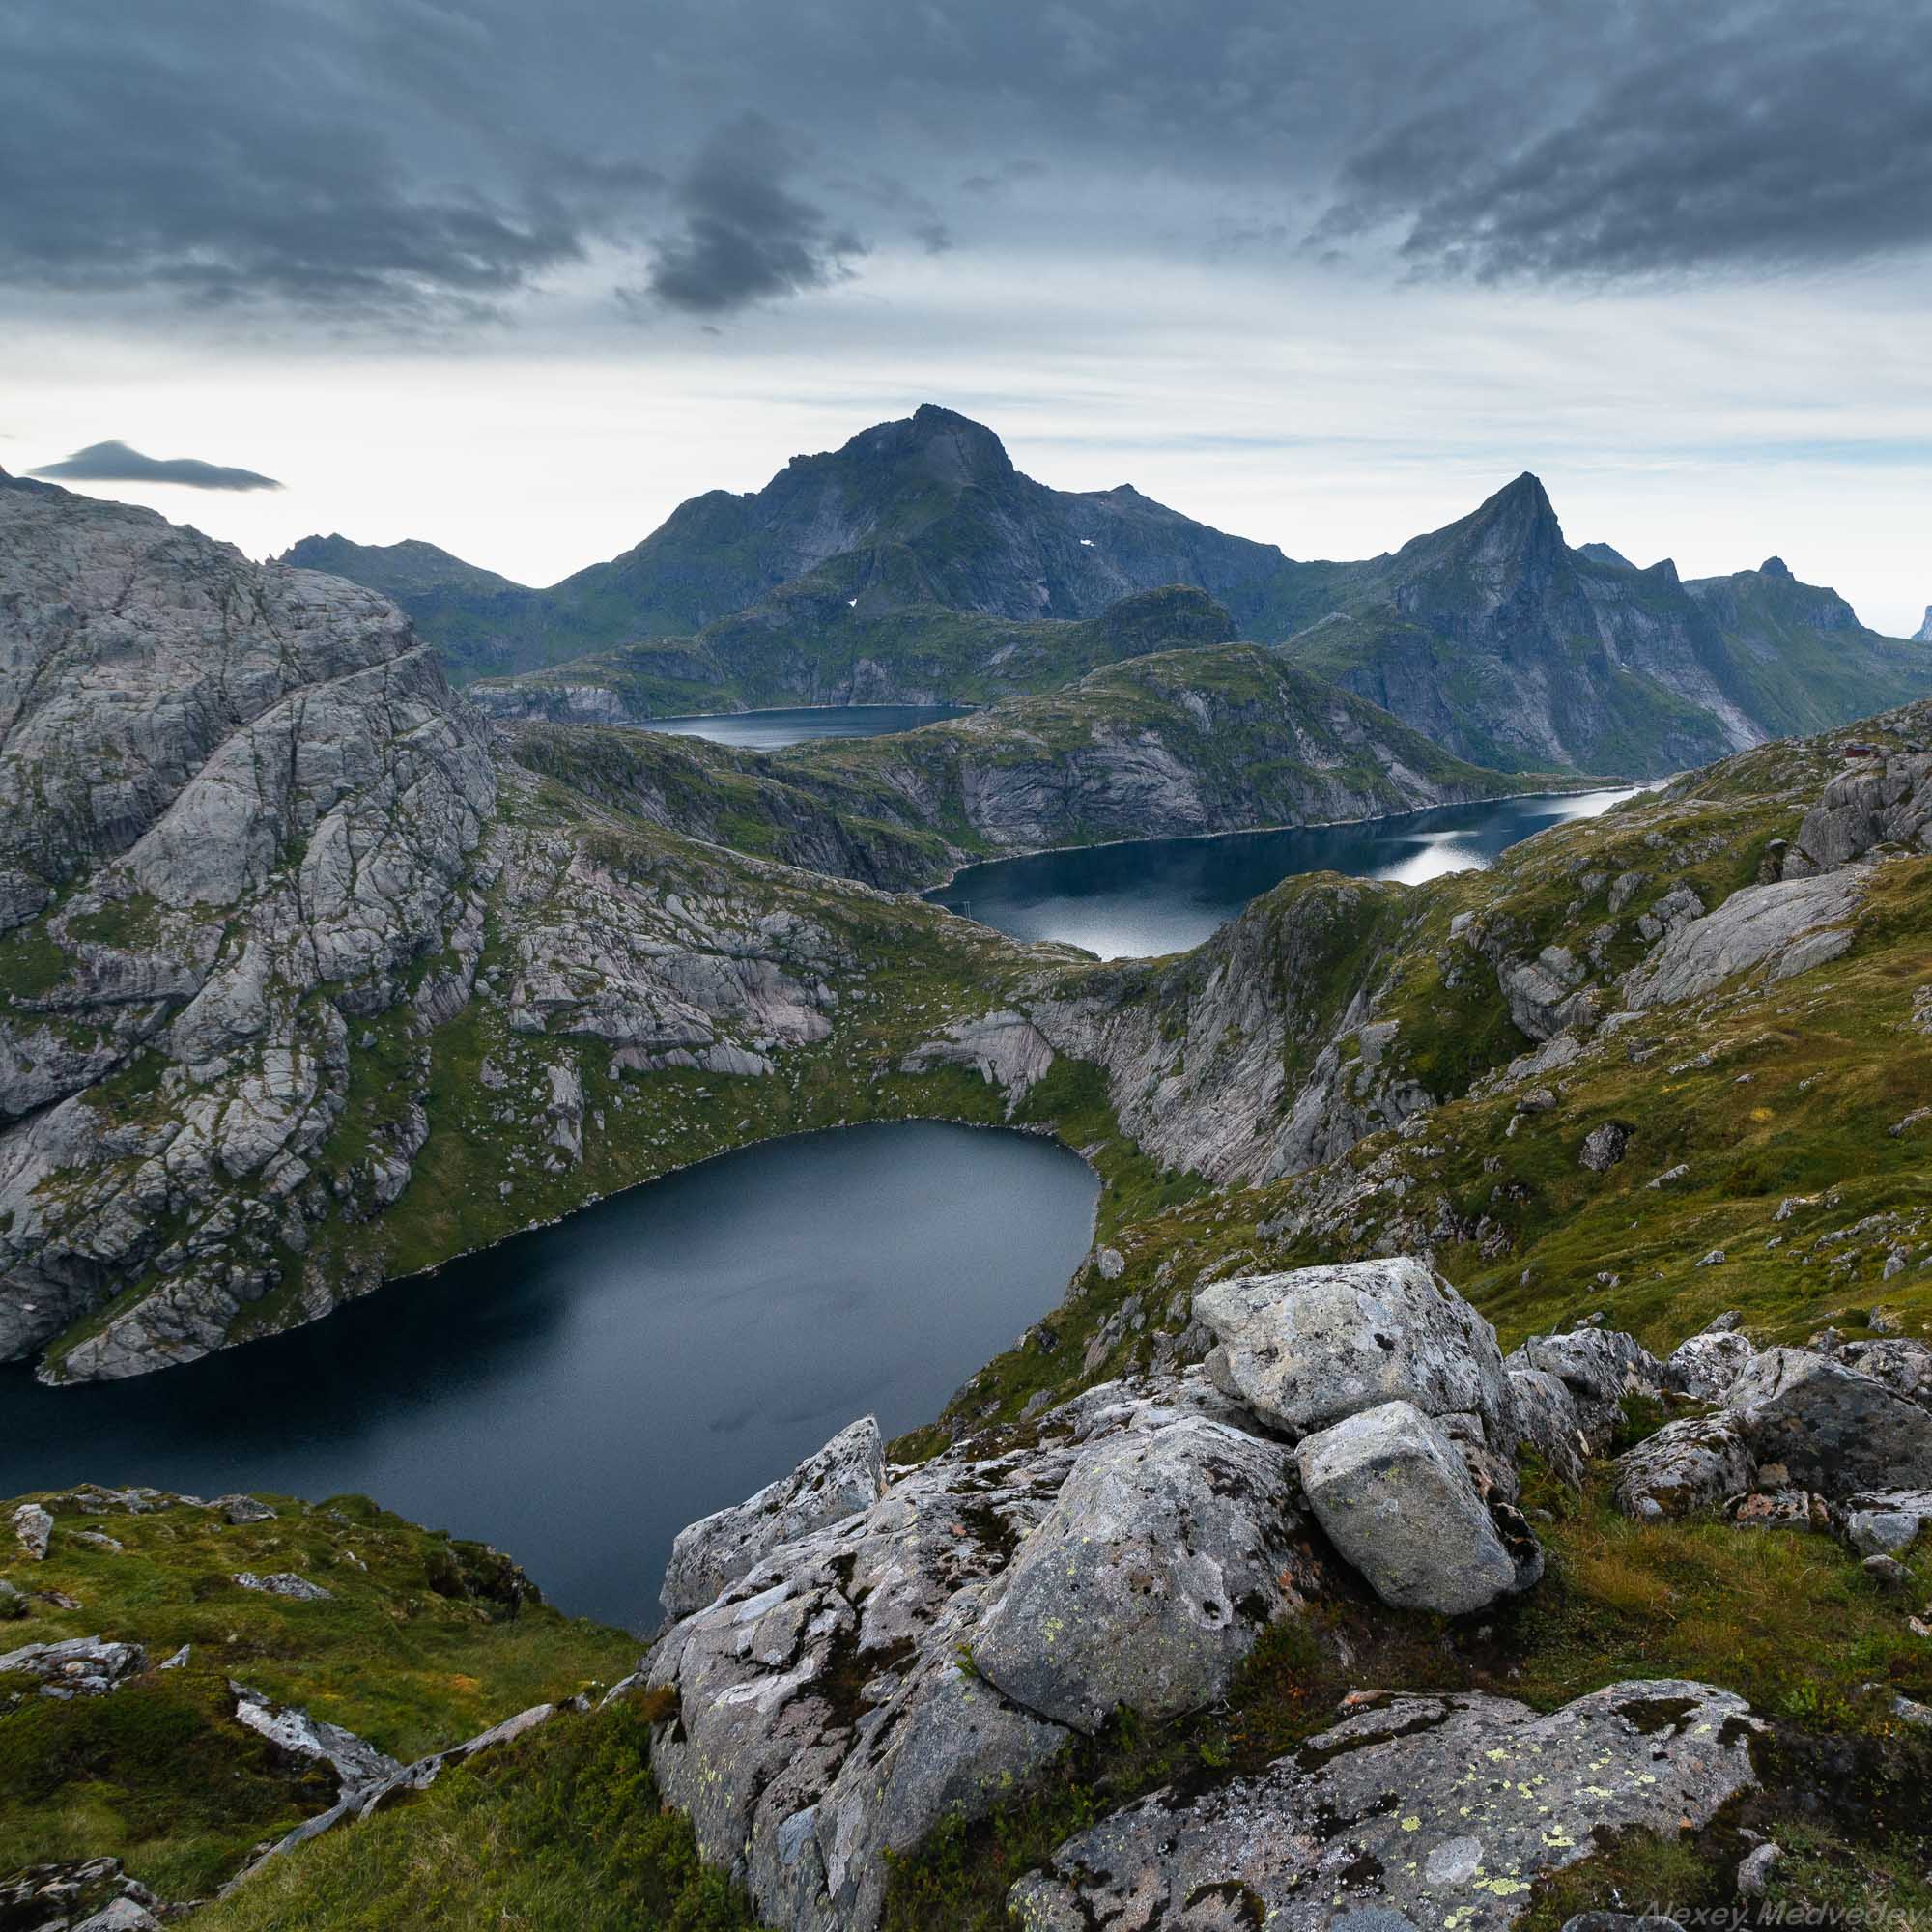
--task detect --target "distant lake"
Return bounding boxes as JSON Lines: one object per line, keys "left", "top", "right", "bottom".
{"left": 0, "top": 1122, "right": 1097, "bottom": 1632}
{"left": 640, "top": 704, "right": 967, "bottom": 751}
{"left": 929, "top": 787, "right": 1643, "bottom": 959}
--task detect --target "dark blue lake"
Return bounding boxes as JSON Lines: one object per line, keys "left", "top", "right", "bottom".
{"left": 928, "top": 786, "right": 1642, "bottom": 959}
{"left": 0, "top": 1122, "right": 1098, "bottom": 1632}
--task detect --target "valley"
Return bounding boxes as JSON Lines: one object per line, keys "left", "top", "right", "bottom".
{"left": 3, "top": 432, "right": 1930, "bottom": 1932}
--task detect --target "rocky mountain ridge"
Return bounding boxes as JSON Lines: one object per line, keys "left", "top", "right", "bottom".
{"left": 286, "top": 410, "right": 1930, "bottom": 779}
{"left": 1281, "top": 475, "right": 1931, "bottom": 774}
{"left": 279, "top": 407, "right": 1293, "bottom": 681}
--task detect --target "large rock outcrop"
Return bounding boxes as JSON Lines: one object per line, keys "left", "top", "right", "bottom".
{"left": 639, "top": 1264, "right": 1668, "bottom": 1932}
{"left": 1196, "top": 1257, "right": 1516, "bottom": 1447}
{"left": 1010, "top": 1681, "right": 1763, "bottom": 1932}
{"left": 660, "top": 1417, "right": 886, "bottom": 1621}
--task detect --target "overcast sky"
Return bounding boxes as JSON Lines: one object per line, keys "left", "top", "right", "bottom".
{"left": 6, "top": 0, "right": 1930, "bottom": 631}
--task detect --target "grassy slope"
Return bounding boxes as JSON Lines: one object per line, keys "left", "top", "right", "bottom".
{"left": 193, "top": 1691, "right": 765, "bottom": 1932}
{"left": 0, "top": 1491, "right": 635, "bottom": 1899}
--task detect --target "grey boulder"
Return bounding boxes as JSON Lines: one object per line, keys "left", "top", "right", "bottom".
{"left": 231, "top": 1682, "right": 403, "bottom": 1801}
{"left": 1665, "top": 1326, "right": 1758, "bottom": 1402}
{"left": 1196, "top": 1258, "right": 1514, "bottom": 1448}
{"left": 233, "top": 1570, "right": 333, "bottom": 1601}
{"left": 1295, "top": 1401, "right": 1539, "bottom": 1614}
{"left": 971, "top": 1413, "right": 1334, "bottom": 1733}
{"left": 0, "top": 1635, "right": 147, "bottom": 1697}
{"left": 12, "top": 1500, "right": 52, "bottom": 1559}
{"left": 1622, "top": 868, "right": 1864, "bottom": 1010}
{"left": 1723, "top": 1348, "right": 1932, "bottom": 1496}
{"left": 660, "top": 1415, "right": 885, "bottom": 1620}
{"left": 1010, "top": 1680, "right": 1761, "bottom": 1932}
{"left": 217, "top": 1494, "right": 278, "bottom": 1525}
{"left": 1842, "top": 1489, "right": 1932, "bottom": 1557}
{"left": 1612, "top": 1416, "right": 1756, "bottom": 1520}
{"left": 1507, "top": 1327, "right": 1664, "bottom": 1457}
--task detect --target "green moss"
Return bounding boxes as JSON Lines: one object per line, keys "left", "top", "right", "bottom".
{"left": 0, "top": 921, "right": 72, "bottom": 1002}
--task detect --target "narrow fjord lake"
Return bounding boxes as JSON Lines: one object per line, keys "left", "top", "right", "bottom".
{"left": 929, "top": 786, "right": 1642, "bottom": 958}
{"left": 639, "top": 703, "right": 967, "bottom": 750}
{"left": 0, "top": 1122, "right": 1097, "bottom": 1631}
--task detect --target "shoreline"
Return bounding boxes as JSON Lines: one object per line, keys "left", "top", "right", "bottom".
{"left": 914, "top": 778, "right": 1653, "bottom": 897}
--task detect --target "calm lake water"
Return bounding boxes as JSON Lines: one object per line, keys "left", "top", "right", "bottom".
{"left": 928, "top": 787, "right": 1642, "bottom": 959}
{"left": 640, "top": 704, "right": 967, "bottom": 751}
{"left": 0, "top": 1122, "right": 1097, "bottom": 1632}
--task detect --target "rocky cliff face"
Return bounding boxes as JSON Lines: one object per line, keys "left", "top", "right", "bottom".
{"left": 0, "top": 475, "right": 1049, "bottom": 1380}
{"left": 1284, "top": 476, "right": 1932, "bottom": 775}
{"left": 0, "top": 471, "right": 497, "bottom": 1373}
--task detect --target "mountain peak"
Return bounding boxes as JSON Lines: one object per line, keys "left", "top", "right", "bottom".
{"left": 1760, "top": 555, "right": 1793, "bottom": 579}
{"left": 837, "top": 405, "right": 1016, "bottom": 492}
{"left": 1447, "top": 470, "right": 1564, "bottom": 564}
{"left": 1918, "top": 606, "right": 1932, "bottom": 644}
{"left": 1473, "top": 470, "right": 1559, "bottom": 531}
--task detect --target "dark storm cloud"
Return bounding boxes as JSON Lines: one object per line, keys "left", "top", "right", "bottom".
{"left": 1322, "top": 0, "right": 1932, "bottom": 281}
{"left": 636, "top": 115, "right": 867, "bottom": 316}
{"left": 0, "top": 2, "right": 660, "bottom": 321}
{"left": 30, "top": 441, "right": 284, "bottom": 491}
{"left": 2, "top": 0, "right": 1928, "bottom": 333}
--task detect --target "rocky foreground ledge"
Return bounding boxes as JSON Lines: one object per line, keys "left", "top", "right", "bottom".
{"left": 635, "top": 1257, "right": 1932, "bottom": 1932}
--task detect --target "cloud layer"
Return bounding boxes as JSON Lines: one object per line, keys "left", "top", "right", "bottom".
{"left": 3, "top": 0, "right": 1928, "bottom": 333}
{"left": 32, "top": 440, "right": 284, "bottom": 491}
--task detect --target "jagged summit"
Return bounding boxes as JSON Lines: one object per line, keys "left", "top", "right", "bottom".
{"left": 1577, "top": 540, "right": 1635, "bottom": 570}
{"left": 1761, "top": 555, "right": 1794, "bottom": 578}
{"left": 1918, "top": 606, "right": 1932, "bottom": 643}
{"left": 830, "top": 403, "right": 1018, "bottom": 489}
